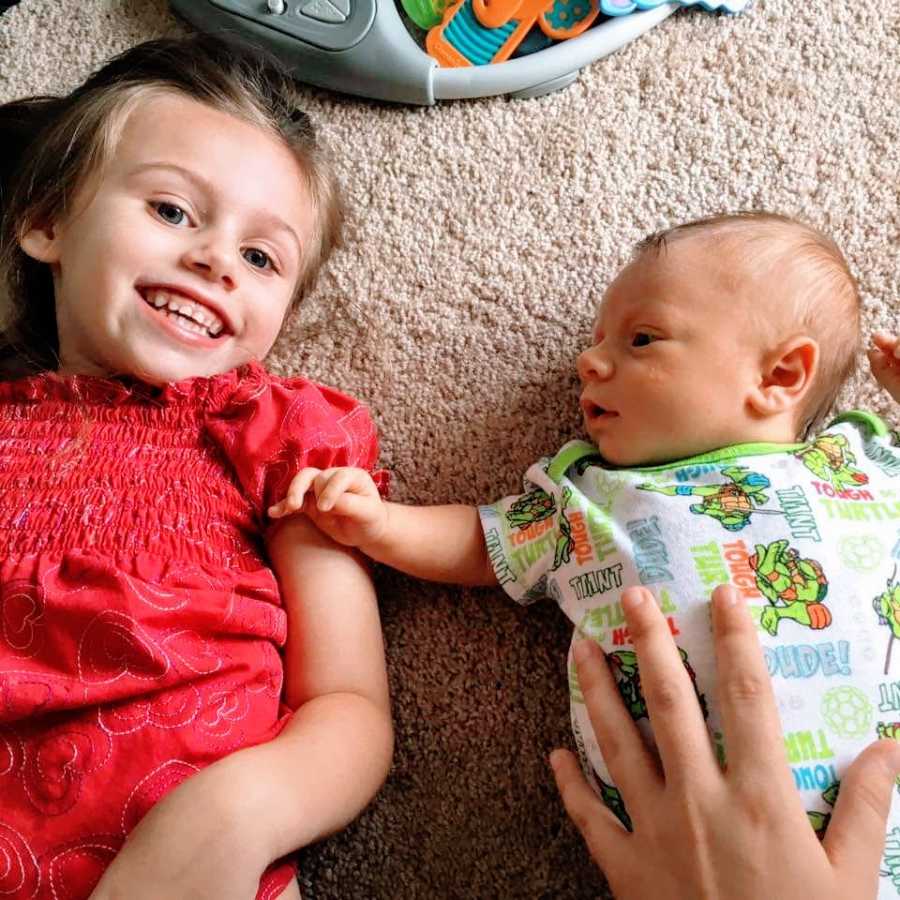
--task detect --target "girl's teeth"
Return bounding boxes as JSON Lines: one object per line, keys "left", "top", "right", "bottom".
{"left": 143, "top": 289, "right": 225, "bottom": 337}
{"left": 165, "top": 310, "right": 209, "bottom": 337}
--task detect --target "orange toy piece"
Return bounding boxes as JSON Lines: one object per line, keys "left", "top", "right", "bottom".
{"left": 472, "top": 0, "right": 526, "bottom": 27}
{"left": 426, "top": 0, "right": 555, "bottom": 67}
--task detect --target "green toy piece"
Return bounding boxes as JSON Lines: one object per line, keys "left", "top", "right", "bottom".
{"left": 400, "top": 0, "right": 448, "bottom": 28}
{"left": 749, "top": 539, "right": 831, "bottom": 636}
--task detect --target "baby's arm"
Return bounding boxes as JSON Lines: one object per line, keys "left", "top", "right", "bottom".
{"left": 90, "top": 516, "right": 393, "bottom": 900}
{"left": 869, "top": 331, "right": 900, "bottom": 403}
{"left": 269, "top": 467, "right": 497, "bottom": 587}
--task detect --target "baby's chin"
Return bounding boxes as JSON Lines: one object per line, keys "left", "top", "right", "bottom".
{"left": 590, "top": 435, "right": 694, "bottom": 469}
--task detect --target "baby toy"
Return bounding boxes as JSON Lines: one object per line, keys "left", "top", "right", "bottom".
{"left": 170, "top": 0, "right": 746, "bottom": 104}
{"left": 426, "top": 0, "right": 748, "bottom": 66}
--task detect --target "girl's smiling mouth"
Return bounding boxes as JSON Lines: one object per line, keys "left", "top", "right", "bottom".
{"left": 136, "top": 285, "right": 231, "bottom": 340}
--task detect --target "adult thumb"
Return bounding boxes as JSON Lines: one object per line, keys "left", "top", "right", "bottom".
{"left": 824, "top": 739, "right": 900, "bottom": 885}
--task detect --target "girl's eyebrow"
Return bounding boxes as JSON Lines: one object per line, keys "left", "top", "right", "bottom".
{"left": 128, "top": 161, "right": 302, "bottom": 258}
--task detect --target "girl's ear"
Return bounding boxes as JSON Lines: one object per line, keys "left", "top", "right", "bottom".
{"left": 748, "top": 336, "right": 819, "bottom": 418}
{"left": 20, "top": 221, "right": 62, "bottom": 263}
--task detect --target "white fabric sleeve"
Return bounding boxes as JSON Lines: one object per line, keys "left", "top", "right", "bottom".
{"left": 478, "top": 462, "right": 566, "bottom": 605}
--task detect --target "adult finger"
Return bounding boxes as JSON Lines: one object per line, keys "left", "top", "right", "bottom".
{"left": 621, "top": 587, "right": 718, "bottom": 781}
{"left": 871, "top": 331, "right": 900, "bottom": 356}
{"left": 824, "top": 738, "right": 900, "bottom": 882}
{"left": 573, "top": 636, "right": 661, "bottom": 816}
{"left": 710, "top": 585, "right": 792, "bottom": 788}
{"left": 550, "top": 748, "right": 628, "bottom": 872}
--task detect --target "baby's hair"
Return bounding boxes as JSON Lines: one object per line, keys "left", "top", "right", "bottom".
{"left": 634, "top": 211, "right": 861, "bottom": 437}
{"left": 0, "top": 33, "right": 344, "bottom": 376}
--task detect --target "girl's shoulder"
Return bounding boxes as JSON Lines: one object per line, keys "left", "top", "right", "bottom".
{"left": 197, "top": 361, "right": 371, "bottom": 432}
{"left": 199, "top": 362, "right": 384, "bottom": 515}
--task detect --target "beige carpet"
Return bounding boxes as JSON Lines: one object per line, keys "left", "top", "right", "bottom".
{"left": 2, "top": 1, "right": 898, "bottom": 897}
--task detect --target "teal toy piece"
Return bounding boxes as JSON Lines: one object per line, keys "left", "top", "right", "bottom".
{"left": 601, "top": 0, "right": 748, "bottom": 14}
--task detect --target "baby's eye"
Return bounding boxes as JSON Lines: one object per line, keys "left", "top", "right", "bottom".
{"left": 631, "top": 332, "right": 658, "bottom": 348}
{"left": 243, "top": 247, "right": 274, "bottom": 271}
{"left": 150, "top": 201, "right": 189, "bottom": 226}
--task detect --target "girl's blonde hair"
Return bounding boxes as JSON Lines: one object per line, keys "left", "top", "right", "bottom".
{"left": 0, "top": 33, "right": 344, "bottom": 376}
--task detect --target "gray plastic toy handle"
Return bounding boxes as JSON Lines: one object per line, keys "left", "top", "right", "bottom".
{"left": 433, "top": 4, "right": 677, "bottom": 100}
{"left": 170, "top": 0, "right": 677, "bottom": 105}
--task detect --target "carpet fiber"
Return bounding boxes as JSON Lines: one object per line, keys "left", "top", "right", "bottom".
{"left": 1, "top": 1, "right": 898, "bottom": 897}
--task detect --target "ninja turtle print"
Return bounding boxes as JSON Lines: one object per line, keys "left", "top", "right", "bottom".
{"left": 795, "top": 433, "right": 870, "bottom": 492}
{"left": 638, "top": 465, "right": 776, "bottom": 531}
{"left": 479, "top": 413, "right": 900, "bottom": 897}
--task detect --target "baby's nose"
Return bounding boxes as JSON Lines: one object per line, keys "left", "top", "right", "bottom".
{"left": 577, "top": 346, "right": 614, "bottom": 381}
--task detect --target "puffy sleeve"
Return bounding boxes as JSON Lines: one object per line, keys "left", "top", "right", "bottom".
{"left": 478, "top": 458, "right": 565, "bottom": 606}
{"left": 206, "top": 365, "right": 388, "bottom": 519}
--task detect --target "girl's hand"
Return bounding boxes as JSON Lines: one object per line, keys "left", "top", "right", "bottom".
{"left": 551, "top": 584, "right": 900, "bottom": 900}
{"left": 869, "top": 331, "right": 900, "bottom": 403}
{"left": 268, "top": 466, "right": 388, "bottom": 549}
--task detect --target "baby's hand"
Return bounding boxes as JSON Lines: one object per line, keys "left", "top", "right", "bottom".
{"left": 869, "top": 331, "right": 900, "bottom": 403}
{"left": 268, "top": 467, "right": 388, "bottom": 549}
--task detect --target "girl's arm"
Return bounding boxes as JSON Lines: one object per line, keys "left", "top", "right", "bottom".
{"left": 246, "top": 513, "right": 394, "bottom": 853}
{"left": 270, "top": 467, "right": 498, "bottom": 587}
{"left": 89, "top": 515, "right": 393, "bottom": 900}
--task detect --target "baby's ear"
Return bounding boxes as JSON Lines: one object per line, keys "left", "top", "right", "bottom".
{"left": 748, "top": 335, "right": 819, "bottom": 418}
{"left": 19, "top": 221, "right": 62, "bottom": 264}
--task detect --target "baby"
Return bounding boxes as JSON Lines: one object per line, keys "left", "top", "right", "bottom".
{"left": 272, "top": 211, "right": 900, "bottom": 894}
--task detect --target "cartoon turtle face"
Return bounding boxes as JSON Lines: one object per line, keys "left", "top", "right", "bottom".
{"left": 750, "top": 540, "right": 832, "bottom": 635}
{"left": 506, "top": 489, "right": 556, "bottom": 529}
{"left": 817, "top": 435, "right": 846, "bottom": 468}
{"left": 796, "top": 434, "right": 869, "bottom": 488}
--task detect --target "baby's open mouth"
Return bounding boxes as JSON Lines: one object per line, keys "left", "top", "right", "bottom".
{"left": 138, "top": 288, "right": 227, "bottom": 339}
{"left": 584, "top": 401, "right": 618, "bottom": 420}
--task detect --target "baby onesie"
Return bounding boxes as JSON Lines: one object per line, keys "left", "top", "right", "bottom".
{"left": 480, "top": 412, "right": 900, "bottom": 897}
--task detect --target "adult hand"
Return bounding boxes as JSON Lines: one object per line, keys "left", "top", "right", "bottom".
{"left": 551, "top": 584, "right": 900, "bottom": 900}
{"left": 869, "top": 331, "right": 900, "bottom": 403}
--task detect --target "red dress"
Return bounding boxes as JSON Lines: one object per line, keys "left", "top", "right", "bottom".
{"left": 0, "top": 362, "right": 384, "bottom": 900}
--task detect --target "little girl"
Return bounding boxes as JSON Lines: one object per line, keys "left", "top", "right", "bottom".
{"left": 0, "top": 35, "right": 392, "bottom": 900}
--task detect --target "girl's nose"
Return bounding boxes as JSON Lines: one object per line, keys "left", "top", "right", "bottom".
{"left": 181, "top": 239, "right": 237, "bottom": 290}
{"left": 577, "top": 345, "right": 614, "bottom": 381}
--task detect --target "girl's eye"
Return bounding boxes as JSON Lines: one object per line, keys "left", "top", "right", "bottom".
{"left": 632, "top": 332, "right": 658, "bottom": 348}
{"left": 243, "top": 247, "right": 274, "bottom": 271}
{"left": 151, "top": 201, "right": 189, "bottom": 226}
